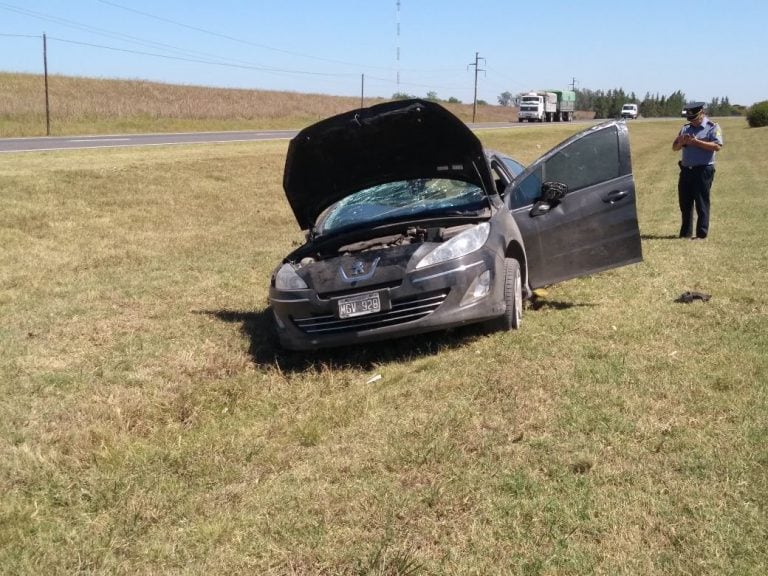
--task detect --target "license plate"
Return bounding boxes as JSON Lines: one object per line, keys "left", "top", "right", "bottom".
{"left": 338, "top": 291, "right": 382, "bottom": 319}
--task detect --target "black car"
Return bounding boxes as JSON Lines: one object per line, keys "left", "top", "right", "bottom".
{"left": 269, "top": 99, "right": 642, "bottom": 351}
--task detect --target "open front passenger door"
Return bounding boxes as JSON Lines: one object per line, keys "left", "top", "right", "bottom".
{"left": 505, "top": 120, "right": 642, "bottom": 290}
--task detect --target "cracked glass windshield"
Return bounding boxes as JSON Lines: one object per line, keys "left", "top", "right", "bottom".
{"left": 316, "top": 178, "right": 487, "bottom": 235}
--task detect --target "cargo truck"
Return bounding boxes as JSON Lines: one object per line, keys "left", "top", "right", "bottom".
{"left": 517, "top": 90, "right": 576, "bottom": 122}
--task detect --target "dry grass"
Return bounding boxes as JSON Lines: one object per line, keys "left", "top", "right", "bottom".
{"left": 1, "top": 118, "right": 766, "bottom": 574}
{"left": 0, "top": 72, "right": 565, "bottom": 136}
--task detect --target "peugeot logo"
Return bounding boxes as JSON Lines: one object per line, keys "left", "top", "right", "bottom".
{"left": 339, "top": 257, "right": 380, "bottom": 283}
{"left": 351, "top": 260, "right": 367, "bottom": 276}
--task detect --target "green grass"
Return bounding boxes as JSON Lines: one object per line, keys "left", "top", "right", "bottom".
{"left": 1, "top": 118, "right": 766, "bottom": 574}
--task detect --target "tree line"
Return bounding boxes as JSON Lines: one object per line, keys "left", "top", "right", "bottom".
{"left": 497, "top": 88, "right": 746, "bottom": 118}
{"left": 576, "top": 88, "right": 745, "bottom": 118}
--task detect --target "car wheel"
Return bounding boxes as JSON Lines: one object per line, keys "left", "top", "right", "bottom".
{"left": 489, "top": 258, "right": 522, "bottom": 331}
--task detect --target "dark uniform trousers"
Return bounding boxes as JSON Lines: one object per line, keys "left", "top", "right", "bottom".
{"left": 678, "top": 163, "right": 715, "bottom": 238}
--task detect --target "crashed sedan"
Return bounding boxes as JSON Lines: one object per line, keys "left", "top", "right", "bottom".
{"left": 269, "top": 99, "right": 642, "bottom": 351}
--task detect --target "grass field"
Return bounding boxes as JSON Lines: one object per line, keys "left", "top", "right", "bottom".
{"left": 1, "top": 117, "right": 766, "bottom": 574}
{"left": 0, "top": 72, "right": 537, "bottom": 137}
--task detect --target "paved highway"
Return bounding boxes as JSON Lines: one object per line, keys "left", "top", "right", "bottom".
{"left": 0, "top": 121, "right": 598, "bottom": 154}
{"left": 0, "top": 129, "right": 299, "bottom": 153}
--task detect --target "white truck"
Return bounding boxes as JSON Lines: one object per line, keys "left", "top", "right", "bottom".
{"left": 517, "top": 90, "right": 576, "bottom": 122}
{"left": 621, "top": 103, "right": 639, "bottom": 119}
{"left": 518, "top": 91, "right": 556, "bottom": 122}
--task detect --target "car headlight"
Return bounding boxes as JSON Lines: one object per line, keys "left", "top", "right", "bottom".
{"left": 274, "top": 263, "right": 308, "bottom": 290}
{"left": 415, "top": 222, "right": 490, "bottom": 269}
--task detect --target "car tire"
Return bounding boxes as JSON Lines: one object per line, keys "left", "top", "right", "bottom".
{"left": 489, "top": 257, "right": 522, "bottom": 331}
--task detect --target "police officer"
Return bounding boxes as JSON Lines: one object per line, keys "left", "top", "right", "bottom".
{"left": 672, "top": 102, "right": 723, "bottom": 240}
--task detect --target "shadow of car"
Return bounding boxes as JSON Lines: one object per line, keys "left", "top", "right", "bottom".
{"left": 269, "top": 99, "right": 642, "bottom": 351}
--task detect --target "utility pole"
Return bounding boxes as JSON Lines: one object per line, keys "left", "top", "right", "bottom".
{"left": 360, "top": 74, "right": 364, "bottom": 109}
{"left": 569, "top": 77, "right": 578, "bottom": 91}
{"left": 43, "top": 33, "right": 50, "bottom": 136}
{"left": 396, "top": 0, "right": 401, "bottom": 89}
{"left": 468, "top": 52, "right": 485, "bottom": 123}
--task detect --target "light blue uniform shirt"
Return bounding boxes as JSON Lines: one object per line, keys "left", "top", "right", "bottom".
{"left": 679, "top": 116, "right": 724, "bottom": 167}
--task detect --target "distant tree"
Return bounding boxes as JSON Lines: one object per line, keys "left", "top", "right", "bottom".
{"left": 575, "top": 88, "right": 593, "bottom": 111}
{"left": 392, "top": 92, "right": 416, "bottom": 100}
{"left": 497, "top": 91, "right": 514, "bottom": 107}
{"left": 638, "top": 90, "right": 686, "bottom": 118}
{"left": 665, "top": 90, "right": 686, "bottom": 117}
{"left": 746, "top": 101, "right": 768, "bottom": 127}
{"left": 659, "top": 95, "right": 668, "bottom": 117}
{"left": 477, "top": 99, "right": 488, "bottom": 106}
{"left": 592, "top": 88, "right": 642, "bottom": 118}
{"left": 732, "top": 104, "right": 748, "bottom": 116}
{"left": 577, "top": 87, "right": 737, "bottom": 118}
{"left": 592, "top": 89, "right": 625, "bottom": 119}
{"left": 639, "top": 92, "right": 659, "bottom": 118}
{"left": 447, "top": 96, "right": 461, "bottom": 104}
{"left": 610, "top": 88, "right": 629, "bottom": 117}
{"left": 426, "top": 91, "right": 439, "bottom": 101}
{"left": 708, "top": 96, "right": 741, "bottom": 116}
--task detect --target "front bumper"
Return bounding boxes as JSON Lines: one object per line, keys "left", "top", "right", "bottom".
{"left": 269, "top": 246, "right": 507, "bottom": 350}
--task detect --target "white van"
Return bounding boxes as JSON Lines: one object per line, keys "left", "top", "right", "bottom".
{"left": 621, "top": 104, "right": 639, "bottom": 119}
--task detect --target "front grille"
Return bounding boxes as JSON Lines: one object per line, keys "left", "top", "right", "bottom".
{"left": 318, "top": 280, "right": 401, "bottom": 299}
{"left": 292, "top": 290, "right": 449, "bottom": 336}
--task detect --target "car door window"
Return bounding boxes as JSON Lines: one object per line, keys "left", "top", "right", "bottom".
{"left": 510, "top": 121, "right": 642, "bottom": 289}
{"left": 489, "top": 158, "right": 511, "bottom": 195}
{"left": 508, "top": 126, "right": 621, "bottom": 210}
{"left": 499, "top": 155, "right": 525, "bottom": 177}
{"left": 546, "top": 127, "right": 620, "bottom": 191}
{"left": 509, "top": 165, "right": 543, "bottom": 209}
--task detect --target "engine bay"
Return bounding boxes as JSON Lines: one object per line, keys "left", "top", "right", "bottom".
{"left": 293, "top": 223, "right": 478, "bottom": 265}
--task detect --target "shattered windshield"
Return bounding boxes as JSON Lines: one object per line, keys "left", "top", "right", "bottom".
{"left": 315, "top": 178, "right": 488, "bottom": 235}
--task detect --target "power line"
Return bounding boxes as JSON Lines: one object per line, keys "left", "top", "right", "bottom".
{"left": 0, "top": 2, "right": 261, "bottom": 66}
{"left": 1, "top": 31, "right": 475, "bottom": 98}
{"left": 95, "top": 1, "right": 462, "bottom": 77}
{"left": 0, "top": 2, "right": 382, "bottom": 79}
{"left": 485, "top": 67, "right": 528, "bottom": 90}
{"left": 46, "top": 35, "right": 359, "bottom": 78}
{"left": 1, "top": 1, "right": 469, "bottom": 81}
{"left": 0, "top": 32, "right": 40, "bottom": 38}
{"left": 0, "top": 3, "right": 495, "bottom": 100}
{"left": 96, "top": 0, "right": 398, "bottom": 72}
{"left": 365, "top": 72, "right": 470, "bottom": 92}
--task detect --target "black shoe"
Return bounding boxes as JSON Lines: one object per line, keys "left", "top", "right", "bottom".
{"left": 691, "top": 236, "right": 706, "bottom": 241}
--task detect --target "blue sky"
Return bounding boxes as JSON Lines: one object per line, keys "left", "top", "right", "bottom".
{"left": 1, "top": 0, "right": 765, "bottom": 106}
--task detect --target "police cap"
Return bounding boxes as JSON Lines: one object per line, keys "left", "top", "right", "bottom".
{"left": 683, "top": 102, "right": 705, "bottom": 120}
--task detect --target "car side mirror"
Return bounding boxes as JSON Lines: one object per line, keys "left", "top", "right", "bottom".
{"left": 540, "top": 181, "right": 568, "bottom": 203}
{"left": 530, "top": 181, "right": 568, "bottom": 217}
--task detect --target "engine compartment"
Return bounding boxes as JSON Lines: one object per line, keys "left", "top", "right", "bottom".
{"left": 293, "top": 223, "right": 478, "bottom": 265}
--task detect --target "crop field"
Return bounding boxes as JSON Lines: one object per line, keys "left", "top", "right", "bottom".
{"left": 0, "top": 72, "right": 536, "bottom": 137}
{"left": 1, "top": 117, "right": 766, "bottom": 574}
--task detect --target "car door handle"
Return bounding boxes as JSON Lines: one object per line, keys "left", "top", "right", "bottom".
{"left": 603, "top": 190, "right": 629, "bottom": 204}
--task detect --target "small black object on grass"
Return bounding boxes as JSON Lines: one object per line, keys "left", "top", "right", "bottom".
{"left": 675, "top": 291, "right": 712, "bottom": 303}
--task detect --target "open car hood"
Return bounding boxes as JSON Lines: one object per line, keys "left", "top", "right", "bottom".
{"left": 283, "top": 99, "right": 496, "bottom": 230}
